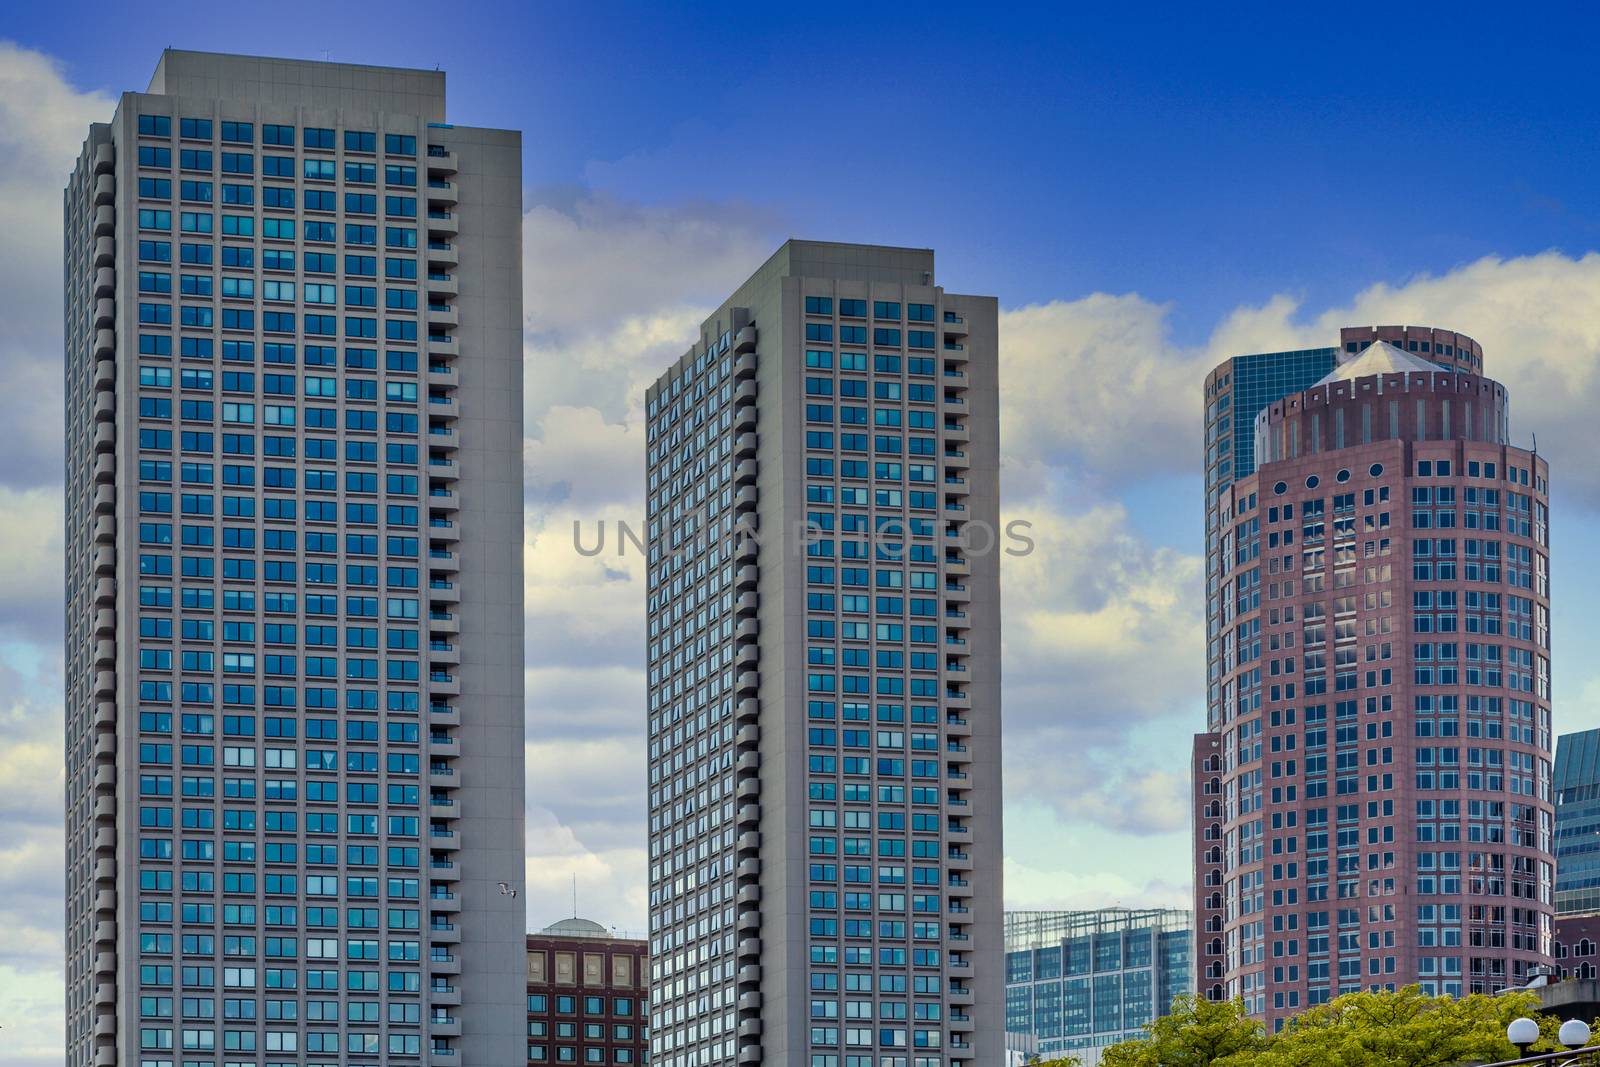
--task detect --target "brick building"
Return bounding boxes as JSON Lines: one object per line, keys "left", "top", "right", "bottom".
{"left": 528, "top": 917, "right": 649, "bottom": 1064}
{"left": 1195, "top": 327, "right": 1553, "bottom": 1027}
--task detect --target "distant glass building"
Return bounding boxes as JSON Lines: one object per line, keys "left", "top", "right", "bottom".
{"left": 1555, "top": 728, "right": 1600, "bottom": 915}
{"left": 1003, "top": 909, "right": 1192, "bottom": 1065}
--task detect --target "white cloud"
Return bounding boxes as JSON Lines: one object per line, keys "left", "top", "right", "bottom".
{"left": 524, "top": 806, "right": 648, "bottom": 936}
{"left": 524, "top": 405, "right": 645, "bottom": 510}
{"left": 1000, "top": 294, "right": 1209, "bottom": 486}
{"left": 1003, "top": 251, "right": 1600, "bottom": 502}
{"left": 520, "top": 195, "right": 778, "bottom": 426}
{"left": 0, "top": 42, "right": 112, "bottom": 487}
{"left": 0, "top": 487, "right": 65, "bottom": 633}
{"left": 996, "top": 498, "right": 1203, "bottom": 834}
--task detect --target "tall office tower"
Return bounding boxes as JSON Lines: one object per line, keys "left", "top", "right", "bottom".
{"left": 1003, "top": 908, "right": 1193, "bottom": 1066}
{"left": 643, "top": 241, "right": 1002, "bottom": 1067}
{"left": 1193, "top": 325, "right": 1552, "bottom": 1028}
{"left": 1553, "top": 728, "right": 1600, "bottom": 916}
{"left": 63, "top": 51, "right": 526, "bottom": 1067}
{"left": 1197, "top": 342, "right": 1337, "bottom": 1001}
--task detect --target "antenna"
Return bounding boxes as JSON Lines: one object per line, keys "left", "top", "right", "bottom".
{"left": 572, "top": 874, "right": 578, "bottom": 918}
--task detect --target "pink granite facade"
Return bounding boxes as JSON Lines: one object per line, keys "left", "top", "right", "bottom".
{"left": 1195, "top": 329, "right": 1553, "bottom": 1029}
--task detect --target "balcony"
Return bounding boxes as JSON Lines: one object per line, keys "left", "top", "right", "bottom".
{"left": 426, "top": 146, "right": 459, "bottom": 174}
{"left": 426, "top": 210, "right": 459, "bottom": 237}
{"left": 426, "top": 179, "right": 459, "bottom": 205}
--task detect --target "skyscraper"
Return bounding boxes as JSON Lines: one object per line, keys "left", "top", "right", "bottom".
{"left": 1193, "top": 326, "right": 1552, "bottom": 1026}
{"left": 1553, "top": 728, "right": 1600, "bottom": 916}
{"left": 63, "top": 50, "right": 526, "bottom": 1066}
{"left": 643, "top": 241, "right": 1003, "bottom": 1067}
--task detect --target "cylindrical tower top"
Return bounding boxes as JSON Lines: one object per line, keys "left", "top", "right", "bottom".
{"left": 1339, "top": 324, "right": 1482, "bottom": 374}
{"left": 1254, "top": 339, "right": 1508, "bottom": 467}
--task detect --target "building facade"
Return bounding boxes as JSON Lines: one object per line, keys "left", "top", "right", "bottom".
{"left": 63, "top": 50, "right": 526, "bottom": 1066}
{"left": 1555, "top": 728, "right": 1600, "bottom": 916}
{"left": 1194, "top": 328, "right": 1552, "bottom": 1027}
{"left": 1003, "top": 909, "right": 1192, "bottom": 1066}
{"left": 643, "top": 241, "right": 1003, "bottom": 1067}
{"left": 526, "top": 919, "right": 650, "bottom": 1065}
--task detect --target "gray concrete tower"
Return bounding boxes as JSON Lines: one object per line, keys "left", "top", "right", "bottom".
{"left": 63, "top": 50, "right": 525, "bottom": 1067}
{"left": 644, "top": 241, "right": 1003, "bottom": 1067}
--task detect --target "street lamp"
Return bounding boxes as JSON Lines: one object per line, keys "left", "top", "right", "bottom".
{"left": 1509, "top": 1018, "right": 1540, "bottom": 1052}
{"left": 1493, "top": 1017, "right": 1597, "bottom": 1067}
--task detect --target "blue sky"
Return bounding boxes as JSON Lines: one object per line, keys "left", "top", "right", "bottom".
{"left": 17, "top": 2, "right": 1600, "bottom": 330}
{"left": 4, "top": 7, "right": 1600, "bottom": 1061}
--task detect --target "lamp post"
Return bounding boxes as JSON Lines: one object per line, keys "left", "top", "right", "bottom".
{"left": 1480, "top": 1018, "right": 1596, "bottom": 1067}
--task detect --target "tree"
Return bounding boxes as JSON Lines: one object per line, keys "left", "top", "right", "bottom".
{"left": 1100, "top": 986, "right": 1575, "bottom": 1067}
{"left": 1249, "top": 987, "right": 1565, "bottom": 1067}
{"left": 1099, "top": 994, "right": 1267, "bottom": 1067}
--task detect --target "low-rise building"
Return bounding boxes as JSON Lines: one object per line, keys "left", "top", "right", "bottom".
{"left": 528, "top": 918, "right": 649, "bottom": 1065}
{"left": 1005, "top": 909, "right": 1192, "bottom": 1065}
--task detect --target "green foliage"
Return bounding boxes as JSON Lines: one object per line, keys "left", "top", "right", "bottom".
{"left": 1099, "top": 994, "right": 1267, "bottom": 1067}
{"left": 1101, "top": 986, "right": 1575, "bottom": 1067}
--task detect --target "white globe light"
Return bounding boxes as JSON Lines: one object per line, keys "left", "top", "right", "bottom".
{"left": 1559, "top": 1019, "right": 1591, "bottom": 1048}
{"left": 1507, "top": 1017, "right": 1540, "bottom": 1047}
